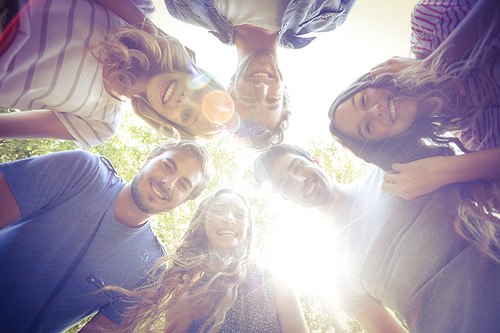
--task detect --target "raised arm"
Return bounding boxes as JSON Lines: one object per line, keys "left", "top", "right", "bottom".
{"left": 0, "top": 170, "right": 21, "bottom": 230}
{"left": 355, "top": 303, "right": 408, "bottom": 333}
{"left": 272, "top": 275, "right": 309, "bottom": 333}
{"left": 382, "top": 148, "right": 500, "bottom": 200}
{"left": 371, "top": 0, "right": 500, "bottom": 77}
{"left": 94, "top": 0, "right": 196, "bottom": 62}
{"left": 94, "top": 0, "right": 154, "bottom": 30}
{"left": 0, "top": 110, "right": 75, "bottom": 141}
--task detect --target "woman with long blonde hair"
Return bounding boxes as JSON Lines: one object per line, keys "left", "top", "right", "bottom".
{"left": 0, "top": 0, "right": 226, "bottom": 149}
{"left": 96, "top": 188, "right": 308, "bottom": 333}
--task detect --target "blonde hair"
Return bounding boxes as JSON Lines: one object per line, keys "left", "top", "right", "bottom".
{"left": 105, "top": 189, "right": 255, "bottom": 332}
{"left": 91, "top": 25, "right": 225, "bottom": 140}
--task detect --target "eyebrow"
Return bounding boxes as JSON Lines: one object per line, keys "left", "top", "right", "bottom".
{"left": 275, "top": 158, "right": 298, "bottom": 190}
{"left": 166, "top": 158, "right": 178, "bottom": 172}
{"left": 166, "top": 158, "right": 193, "bottom": 189}
{"left": 182, "top": 176, "right": 193, "bottom": 190}
{"left": 358, "top": 124, "right": 365, "bottom": 139}
{"left": 351, "top": 95, "right": 366, "bottom": 139}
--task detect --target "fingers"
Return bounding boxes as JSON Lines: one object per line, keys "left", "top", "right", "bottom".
{"left": 381, "top": 182, "right": 416, "bottom": 200}
{"left": 370, "top": 63, "right": 386, "bottom": 79}
{"left": 383, "top": 172, "right": 398, "bottom": 183}
{"left": 381, "top": 181, "right": 397, "bottom": 192}
{"left": 391, "top": 163, "right": 405, "bottom": 172}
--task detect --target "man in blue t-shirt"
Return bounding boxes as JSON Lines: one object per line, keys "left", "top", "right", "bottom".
{"left": 253, "top": 144, "right": 500, "bottom": 333}
{"left": 0, "top": 140, "right": 212, "bottom": 332}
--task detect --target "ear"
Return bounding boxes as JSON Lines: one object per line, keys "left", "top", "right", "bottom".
{"left": 311, "top": 156, "right": 321, "bottom": 167}
{"left": 227, "top": 81, "right": 234, "bottom": 92}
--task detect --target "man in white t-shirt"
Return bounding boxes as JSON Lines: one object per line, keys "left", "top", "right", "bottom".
{"left": 253, "top": 143, "right": 500, "bottom": 333}
{"left": 165, "top": 0, "right": 356, "bottom": 149}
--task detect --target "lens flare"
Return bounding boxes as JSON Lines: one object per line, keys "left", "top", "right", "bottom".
{"left": 187, "top": 62, "right": 211, "bottom": 89}
{"left": 202, "top": 90, "right": 235, "bottom": 125}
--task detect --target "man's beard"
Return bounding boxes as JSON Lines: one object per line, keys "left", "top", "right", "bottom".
{"left": 130, "top": 174, "right": 168, "bottom": 215}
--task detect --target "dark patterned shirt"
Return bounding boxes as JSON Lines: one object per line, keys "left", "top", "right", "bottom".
{"left": 189, "top": 265, "right": 281, "bottom": 332}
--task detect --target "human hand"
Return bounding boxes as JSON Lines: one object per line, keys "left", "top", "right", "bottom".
{"left": 381, "top": 156, "right": 449, "bottom": 200}
{"left": 370, "top": 56, "right": 422, "bottom": 78}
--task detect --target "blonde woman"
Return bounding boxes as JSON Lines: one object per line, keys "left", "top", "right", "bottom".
{"left": 90, "top": 188, "right": 309, "bottom": 333}
{"left": 0, "top": 0, "right": 226, "bottom": 150}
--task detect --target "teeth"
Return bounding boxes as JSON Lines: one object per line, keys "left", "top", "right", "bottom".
{"left": 217, "top": 229, "right": 236, "bottom": 237}
{"left": 251, "top": 72, "right": 269, "bottom": 78}
{"left": 163, "top": 81, "right": 177, "bottom": 104}
{"left": 304, "top": 180, "right": 315, "bottom": 196}
{"left": 389, "top": 99, "right": 396, "bottom": 122}
{"left": 152, "top": 184, "right": 165, "bottom": 199}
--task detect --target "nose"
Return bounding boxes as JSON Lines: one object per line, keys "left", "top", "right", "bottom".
{"left": 224, "top": 211, "right": 235, "bottom": 224}
{"left": 177, "top": 90, "right": 198, "bottom": 107}
{"left": 162, "top": 176, "right": 176, "bottom": 191}
{"left": 254, "top": 83, "right": 268, "bottom": 102}
{"left": 292, "top": 174, "right": 305, "bottom": 190}
{"left": 368, "top": 104, "right": 382, "bottom": 119}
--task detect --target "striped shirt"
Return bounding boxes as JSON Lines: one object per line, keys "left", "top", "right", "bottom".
{"left": 0, "top": 0, "right": 153, "bottom": 150}
{"left": 410, "top": 0, "right": 500, "bottom": 151}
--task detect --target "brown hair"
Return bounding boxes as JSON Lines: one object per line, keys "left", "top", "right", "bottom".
{"left": 145, "top": 140, "right": 213, "bottom": 201}
{"left": 327, "top": 37, "right": 500, "bottom": 262}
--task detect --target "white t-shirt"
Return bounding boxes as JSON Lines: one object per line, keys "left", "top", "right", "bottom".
{"left": 213, "top": 0, "right": 291, "bottom": 31}
{"left": 0, "top": 0, "right": 127, "bottom": 150}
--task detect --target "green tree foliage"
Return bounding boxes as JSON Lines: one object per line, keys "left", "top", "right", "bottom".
{"left": 1, "top": 109, "right": 397, "bottom": 333}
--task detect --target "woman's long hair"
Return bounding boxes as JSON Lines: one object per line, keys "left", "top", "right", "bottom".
{"left": 327, "top": 25, "right": 500, "bottom": 262}
{"left": 91, "top": 24, "right": 226, "bottom": 140}
{"left": 105, "top": 189, "right": 255, "bottom": 333}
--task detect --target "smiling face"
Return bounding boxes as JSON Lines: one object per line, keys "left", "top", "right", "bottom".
{"left": 230, "top": 50, "right": 285, "bottom": 130}
{"left": 131, "top": 149, "right": 203, "bottom": 215}
{"left": 204, "top": 192, "right": 250, "bottom": 254}
{"left": 145, "top": 72, "right": 219, "bottom": 134}
{"left": 268, "top": 153, "right": 332, "bottom": 208}
{"left": 334, "top": 87, "right": 419, "bottom": 143}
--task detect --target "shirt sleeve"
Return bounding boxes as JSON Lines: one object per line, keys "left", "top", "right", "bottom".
{"left": 56, "top": 109, "right": 122, "bottom": 150}
{"left": 132, "top": 0, "right": 156, "bottom": 17}
{"left": 0, "top": 151, "right": 102, "bottom": 218}
{"left": 334, "top": 273, "right": 380, "bottom": 318}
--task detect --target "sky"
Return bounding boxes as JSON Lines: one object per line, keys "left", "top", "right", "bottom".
{"left": 150, "top": 0, "right": 419, "bottom": 147}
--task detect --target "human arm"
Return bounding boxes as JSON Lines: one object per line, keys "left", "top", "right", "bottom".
{"left": 381, "top": 148, "right": 500, "bottom": 200}
{"left": 94, "top": 0, "right": 154, "bottom": 31}
{"left": 94, "top": 0, "right": 196, "bottom": 62}
{"left": 0, "top": 110, "right": 75, "bottom": 141}
{"left": 78, "top": 312, "right": 116, "bottom": 333}
{"left": 371, "top": 0, "right": 500, "bottom": 77}
{"left": 0, "top": 171, "right": 21, "bottom": 230}
{"left": 272, "top": 275, "right": 309, "bottom": 333}
{"left": 354, "top": 303, "right": 408, "bottom": 333}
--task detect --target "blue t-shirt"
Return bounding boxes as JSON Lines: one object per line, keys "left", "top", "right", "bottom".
{"left": 0, "top": 151, "right": 165, "bottom": 332}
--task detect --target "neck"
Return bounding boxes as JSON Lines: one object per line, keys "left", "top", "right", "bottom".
{"left": 233, "top": 25, "right": 279, "bottom": 64}
{"left": 114, "top": 183, "right": 151, "bottom": 228}
{"left": 317, "top": 181, "right": 350, "bottom": 220}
